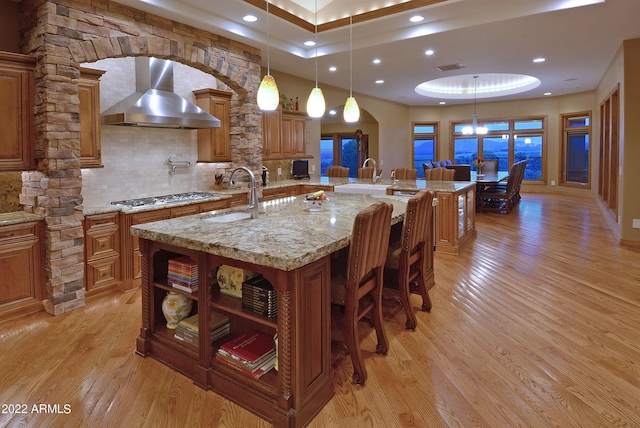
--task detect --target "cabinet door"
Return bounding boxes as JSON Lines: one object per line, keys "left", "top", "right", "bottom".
{"left": 281, "top": 113, "right": 307, "bottom": 158}
{"left": 0, "top": 53, "right": 35, "bottom": 171}
{"left": 261, "top": 109, "right": 282, "bottom": 158}
{"left": 79, "top": 68, "right": 105, "bottom": 167}
{"left": 130, "top": 209, "right": 171, "bottom": 282}
{"left": 0, "top": 221, "right": 44, "bottom": 321}
{"left": 194, "top": 89, "right": 232, "bottom": 162}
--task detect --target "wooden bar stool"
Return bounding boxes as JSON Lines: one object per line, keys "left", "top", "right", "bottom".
{"left": 384, "top": 190, "right": 435, "bottom": 329}
{"left": 393, "top": 167, "right": 417, "bottom": 180}
{"left": 331, "top": 201, "right": 393, "bottom": 385}
{"left": 326, "top": 166, "right": 350, "bottom": 177}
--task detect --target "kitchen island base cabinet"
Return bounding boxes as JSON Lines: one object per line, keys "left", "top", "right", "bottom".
{"left": 136, "top": 239, "right": 334, "bottom": 428}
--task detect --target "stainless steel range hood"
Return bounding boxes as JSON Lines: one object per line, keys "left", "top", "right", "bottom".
{"left": 101, "top": 57, "right": 221, "bottom": 129}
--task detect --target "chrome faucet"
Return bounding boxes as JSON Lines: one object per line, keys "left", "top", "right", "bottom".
{"left": 229, "top": 166, "right": 259, "bottom": 219}
{"left": 362, "top": 158, "right": 379, "bottom": 182}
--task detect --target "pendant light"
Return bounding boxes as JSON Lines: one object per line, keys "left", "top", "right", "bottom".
{"left": 462, "top": 76, "right": 488, "bottom": 135}
{"left": 306, "top": 0, "right": 325, "bottom": 118}
{"left": 257, "top": 0, "right": 279, "bottom": 111}
{"left": 343, "top": 0, "right": 360, "bottom": 123}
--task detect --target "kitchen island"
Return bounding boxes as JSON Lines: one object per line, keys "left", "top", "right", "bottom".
{"left": 130, "top": 193, "right": 408, "bottom": 428}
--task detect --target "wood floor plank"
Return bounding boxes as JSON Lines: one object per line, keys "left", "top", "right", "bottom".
{"left": 1, "top": 193, "right": 640, "bottom": 427}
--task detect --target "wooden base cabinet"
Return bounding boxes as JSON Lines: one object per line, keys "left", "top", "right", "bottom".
{"left": 136, "top": 240, "right": 334, "bottom": 428}
{"left": 0, "top": 221, "right": 44, "bottom": 321}
{"left": 84, "top": 213, "right": 120, "bottom": 296}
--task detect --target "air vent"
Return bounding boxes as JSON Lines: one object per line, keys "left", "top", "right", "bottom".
{"left": 434, "top": 63, "right": 465, "bottom": 72}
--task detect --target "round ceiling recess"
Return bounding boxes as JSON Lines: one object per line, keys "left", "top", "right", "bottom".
{"left": 415, "top": 73, "right": 541, "bottom": 100}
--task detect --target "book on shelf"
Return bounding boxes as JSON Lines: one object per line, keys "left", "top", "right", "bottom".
{"left": 170, "top": 281, "right": 198, "bottom": 293}
{"left": 168, "top": 256, "right": 198, "bottom": 286}
{"left": 215, "top": 352, "right": 276, "bottom": 379}
{"left": 241, "top": 276, "right": 277, "bottom": 317}
{"left": 218, "top": 330, "right": 275, "bottom": 365}
{"left": 216, "top": 347, "right": 276, "bottom": 372}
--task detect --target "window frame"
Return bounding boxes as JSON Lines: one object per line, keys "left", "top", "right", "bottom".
{"left": 559, "top": 111, "right": 591, "bottom": 189}
{"left": 450, "top": 116, "right": 547, "bottom": 183}
{"left": 411, "top": 121, "right": 439, "bottom": 178}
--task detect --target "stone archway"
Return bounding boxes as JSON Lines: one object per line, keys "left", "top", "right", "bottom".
{"left": 19, "top": 0, "right": 262, "bottom": 315}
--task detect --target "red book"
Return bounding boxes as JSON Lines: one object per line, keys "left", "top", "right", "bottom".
{"left": 218, "top": 330, "right": 275, "bottom": 364}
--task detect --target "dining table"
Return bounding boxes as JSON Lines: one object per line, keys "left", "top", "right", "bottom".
{"left": 472, "top": 171, "right": 509, "bottom": 192}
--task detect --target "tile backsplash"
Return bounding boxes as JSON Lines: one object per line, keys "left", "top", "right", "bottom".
{"left": 81, "top": 57, "right": 230, "bottom": 207}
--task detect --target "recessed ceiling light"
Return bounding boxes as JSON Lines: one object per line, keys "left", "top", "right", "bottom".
{"left": 439, "top": 101, "right": 446, "bottom": 105}
{"left": 329, "top": 66, "right": 337, "bottom": 72}
{"left": 373, "top": 58, "right": 381, "bottom": 64}
{"left": 533, "top": 57, "right": 546, "bottom": 63}
{"left": 304, "top": 40, "right": 316, "bottom": 47}
{"left": 329, "top": 110, "right": 337, "bottom": 115}
{"left": 410, "top": 15, "right": 424, "bottom": 23}
{"left": 375, "top": 80, "right": 384, "bottom": 84}
{"left": 544, "top": 92, "right": 552, "bottom": 96}
{"left": 243, "top": 15, "right": 257, "bottom": 22}
{"left": 425, "top": 49, "right": 435, "bottom": 56}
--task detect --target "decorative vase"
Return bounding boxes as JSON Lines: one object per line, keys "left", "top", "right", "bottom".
{"left": 478, "top": 166, "right": 482, "bottom": 175}
{"left": 161, "top": 291, "right": 193, "bottom": 329}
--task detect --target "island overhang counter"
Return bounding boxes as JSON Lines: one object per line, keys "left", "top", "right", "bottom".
{"left": 130, "top": 193, "right": 408, "bottom": 428}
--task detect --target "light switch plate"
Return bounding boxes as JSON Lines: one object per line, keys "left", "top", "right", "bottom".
{"left": 633, "top": 219, "right": 640, "bottom": 229}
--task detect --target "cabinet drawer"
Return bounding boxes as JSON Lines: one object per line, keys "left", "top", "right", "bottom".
{"left": 170, "top": 205, "right": 200, "bottom": 218}
{"left": 262, "top": 187, "right": 292, "bottom": 201}
{"left": 0, "top": 223, "right": 38, "bottom": 244}
{"left": 86, "top": 229, "right": 118, "bottom": 261}
{"left": 199, "top": 200, "right": 228, "bottom": 212}
{"left": 86, "top": 213, "right": 118, "bottom": 230}
{"left": 86, "top": 255, "right": 120, "bottom": 292}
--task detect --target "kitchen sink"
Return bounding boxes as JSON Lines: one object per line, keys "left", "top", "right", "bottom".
{"left": 203, "top": 211, "right": 252, "bottom": 223}
{"left": 333, "top": 183, "right": 389, "bottom": 195}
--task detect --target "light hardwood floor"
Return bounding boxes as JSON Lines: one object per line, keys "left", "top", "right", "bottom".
{"left": 1, "top": 193, "right": 639, "bottom": 427}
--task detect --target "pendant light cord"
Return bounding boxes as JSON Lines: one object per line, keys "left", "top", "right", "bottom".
{"left": 266, "top": 0, "right": 271, "bottom": 75}
{"left": 314, "top": 0, "right": 318, "bottom": 88}
{"left": 349, "top": 0, "right": 353, "bottom": 97}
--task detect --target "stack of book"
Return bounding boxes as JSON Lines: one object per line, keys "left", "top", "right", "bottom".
{"left": 174, "top": 312, "right": 230, "bottom": 345}
{"left": 216, "top": 330, "right": 276, "bottom": 379}
{"left": 242, "top": 276, "right": 277, "bottom": 318}
{"left": 168, "top": 256, "right": 198, "bottom": 293}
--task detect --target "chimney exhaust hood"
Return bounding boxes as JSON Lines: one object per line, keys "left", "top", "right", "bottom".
{"left": 101, "top": 57, "right": 221, "bottom": 129}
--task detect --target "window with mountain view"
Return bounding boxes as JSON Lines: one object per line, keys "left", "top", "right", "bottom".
{"left": 452, "top": 117, "right": 545, "bottom": 181}
{"left": 412, "top": 123, "right": 438, "bottom": 178}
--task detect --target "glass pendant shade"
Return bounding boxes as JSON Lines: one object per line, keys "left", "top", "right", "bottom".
{"left": 257, "top": 75, "right": 279, "bottom": 111}
{"left": 307, "top": 87, "right": 326, "bottom": 118}
{"left": 343, "top": 96, "right": 360, "bottom": 122}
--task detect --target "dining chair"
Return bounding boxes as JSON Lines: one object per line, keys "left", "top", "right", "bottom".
{"left": 357, "top": 167, "right": 375, "bottom": 179}
{"left": 393, "top": 167, "right": 417, "bottom": 180}
{"left": 425, "top": 167, "right": 454, "bottom": 180}
{"left": 326, "top": 165, "right": 350, "bottom": 177}
{"left": 384, "top": 190, "right": 435, "bottom": 329}
{"left": 331, "top": 201, "right": 393, "bottom": 385}
{"left": 481, "top": 159, "right": 499, "bottom": 174}
{"left": 477, "top": 162, "right": 520, "bottom": 213}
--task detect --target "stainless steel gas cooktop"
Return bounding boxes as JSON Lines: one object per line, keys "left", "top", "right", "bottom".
{"left": 111, "top": 192, "right": 219, "bottom": 207}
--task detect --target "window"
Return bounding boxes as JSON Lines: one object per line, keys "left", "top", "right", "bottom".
{"left": 560, "top": 112, "right": 591, "bottom": 188}
{"left": 452, "top": 117, "right": 545, "bottom": 181}
{"left": 412, "top": 122, "right": 438, "bottom": 178}
{"left": 320, "top": 133, "right": 367, "bottom": 178}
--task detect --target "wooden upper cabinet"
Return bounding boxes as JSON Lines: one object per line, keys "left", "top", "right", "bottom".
{"left": 194, "top": 88, "right": 233, "bottom": 162}
{"left": 281, "top": 109, "right": 307, "bottom": 157}
{"left": 262, "top": 108, "right": 308, "bottom": 159}
{"left": 0, "top": 52, "right": 36, "bottom": 171}
{"left": 262, "top": 108, "right": 282, "bottom": 159}
{"left": 79, "top": 67, "right": 106, "bottom": 168}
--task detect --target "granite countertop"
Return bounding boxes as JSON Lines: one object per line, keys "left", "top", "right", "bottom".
{"left": 130, "top": 193, "right": 408, "bottom": 271}
{"left": 0, "top": 211, "right": 45, "bottom": 226}
{"left": 265, "top": 176, "right": 474, "bottom": 193}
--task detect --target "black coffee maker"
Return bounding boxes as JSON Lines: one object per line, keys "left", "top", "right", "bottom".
{"left": 261, "top": 166, "right": 269, "bottom": 186}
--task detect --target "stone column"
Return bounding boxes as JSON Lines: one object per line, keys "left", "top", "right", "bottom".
{"left": 20, "top": 0, "right": 86, "bottom": 314}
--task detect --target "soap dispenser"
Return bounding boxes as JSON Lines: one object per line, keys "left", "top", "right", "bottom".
{"left": 261, "top": 166, "right": 269, "bottom": 186}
